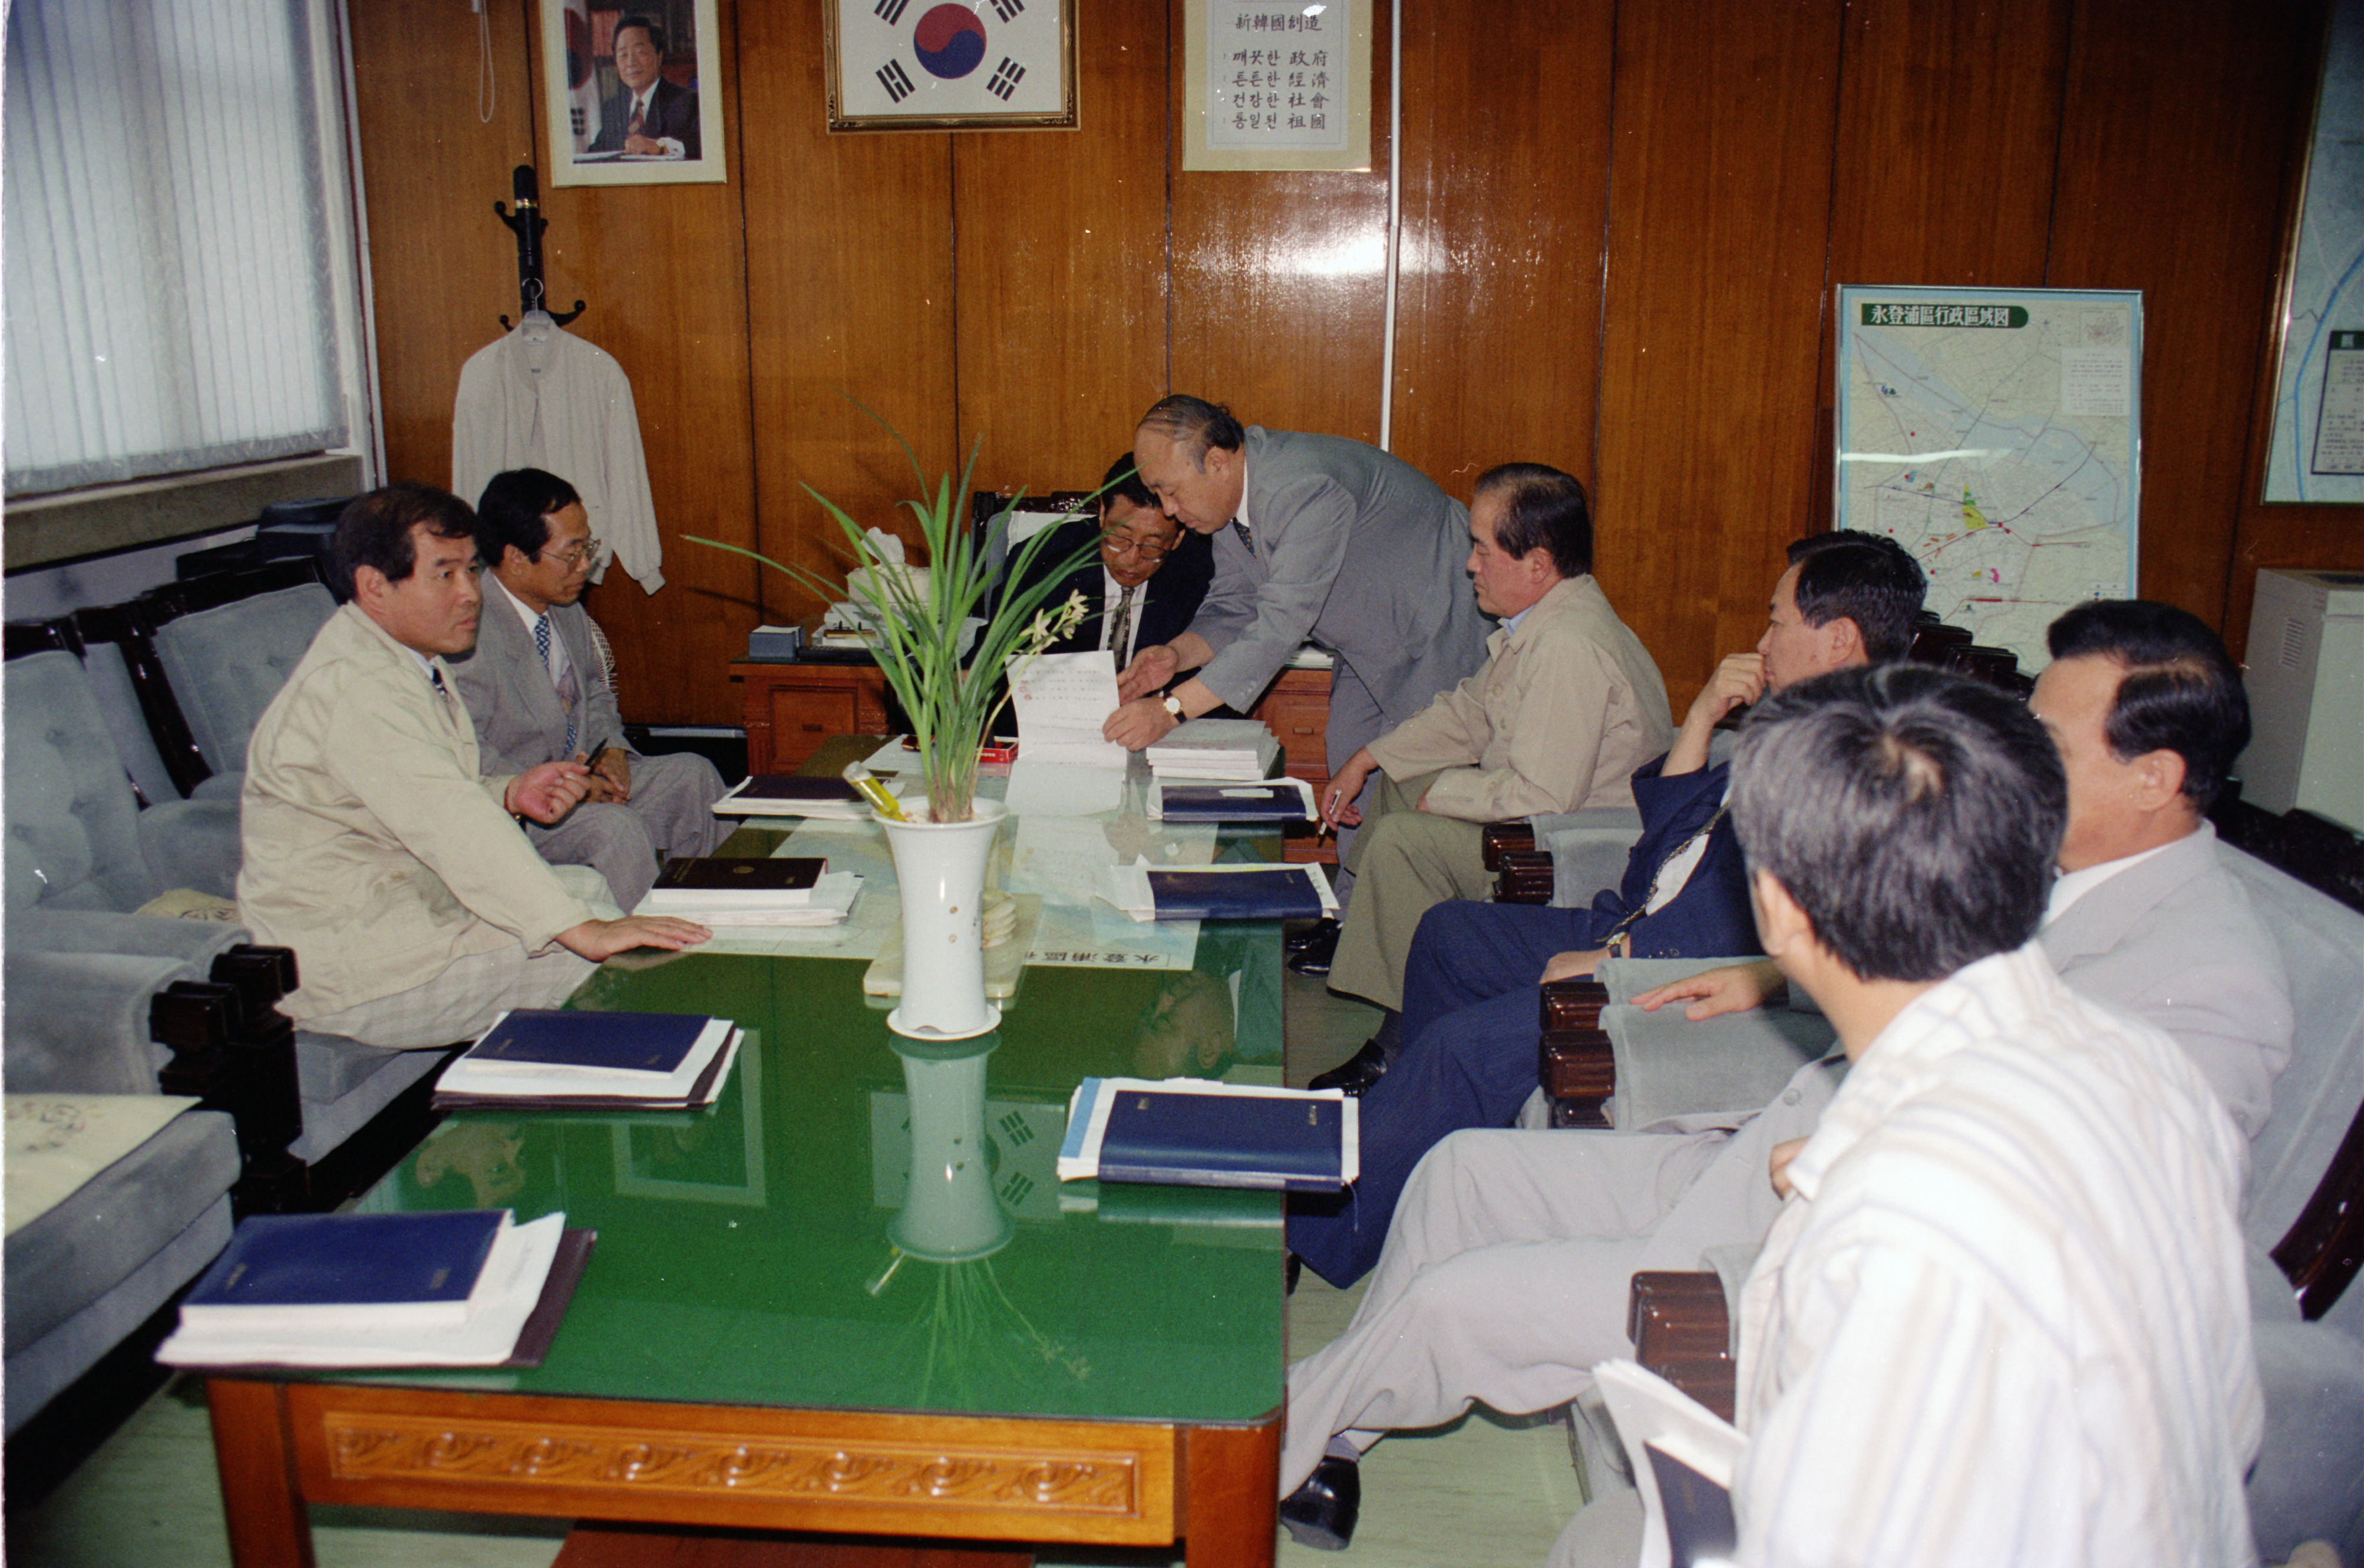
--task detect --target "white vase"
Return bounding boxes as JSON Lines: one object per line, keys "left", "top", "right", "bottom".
{"left": 887, "top": 1034, "right": 1012, "bottom": 1263}
{"left": 876, "top": 798, "right": 1006, "bottom": 1040}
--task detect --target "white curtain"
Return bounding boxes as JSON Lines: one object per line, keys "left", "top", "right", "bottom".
{"left": 4, "top": 0, "right": 347, "bottom": 497}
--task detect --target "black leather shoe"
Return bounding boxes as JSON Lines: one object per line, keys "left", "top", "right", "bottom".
{"left": 1286, "top": 921, "right": 1342, "bottom": 976}
{"left": 1285, "top": 916, "right": 1341, "bottom": 956}
{"left": 1279, "top": 1455, "right": 1360, "bottom": 1551}
{"left": 1308, "top": 1036, "right": 1390, "bottom": 1096}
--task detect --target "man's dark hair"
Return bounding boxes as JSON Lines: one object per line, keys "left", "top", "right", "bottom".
{"left": 1731, "top": 663, "right": 2065, "bottom": 982}
{"left": 1785, "top": 531, "right": 1926, "bottom": 662}
{"left": 329, "top": 484, "right": 477, "bottom": 599}
{"left": 1138, "top": 395, "right": 1246, "bottom": 464}
{"left": 614, "top": 15, "right": 666, "bottom": 55}
{"left": 1099, "top": 453, "right": 1160, "bottom": 514}
{"left": 2046, "top": 599, "right": 2251, "bottom": 808}
{"left": 1475, "top": 462, "right": 1591, "bottom": 578}
{"left": 476, "top": 468, "right": 583, "bottom": 566}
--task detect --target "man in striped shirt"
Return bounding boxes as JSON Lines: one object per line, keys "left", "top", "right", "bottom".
{"left": 1722, "top": 664, "right": 2257, "bottom": 1564}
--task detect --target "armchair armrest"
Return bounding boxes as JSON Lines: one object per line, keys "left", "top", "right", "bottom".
{"left": 1602, "top": 1002, "right": 1836, "bottom": 1134}
{"left": 1629, "top": 1269, "right": 1736, "bottom": 1422}
{"left": 1494, "top": 849, "right": 1556, "bottom": 903}
{"left": 4, "top": 949, "right": 210, "bottom": 1093}
{"left": 136, "top": 797, "right": 242, "bottom": 899}
{"left": 8, "top": 905, "right": 247, "bottom": 970}
{"left": 1480, "top": 821, "right": 1536, "bottom": 870}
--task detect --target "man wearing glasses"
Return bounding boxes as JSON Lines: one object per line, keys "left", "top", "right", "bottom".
{"left": 450, "top": 467, "right": 726, "bottom": 908}
{"left": 1026, "top": 454, "right": 1216, "bottom": 676}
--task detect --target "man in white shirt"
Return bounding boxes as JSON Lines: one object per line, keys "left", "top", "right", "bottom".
{"left": 1716, "top": 663, "right": 2257, "bottom": 1566}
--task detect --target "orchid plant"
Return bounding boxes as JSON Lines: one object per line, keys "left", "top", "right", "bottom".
{"left": 690, "top": 404, "right": 1105, "bottom": 823}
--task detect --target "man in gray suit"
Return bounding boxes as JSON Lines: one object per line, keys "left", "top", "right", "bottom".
{"left": 1102, "top": 397, "right": 1494, "bottom": 857}
{"left": 1275, "top": 598, "right": 2292, "bottom": 1551}
{"left": 450, "top": 469, "right": 726, "bottom": 909}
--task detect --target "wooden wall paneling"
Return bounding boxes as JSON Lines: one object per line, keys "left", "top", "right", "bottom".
{"left": 2046, "top": 0, "right": 2317, "bottom": 628}
{"left": 1813, "top": 0, "right": 2072, "bottom": 584}
{"left": 953, "top": 0, "right": 1173, "bottom": 499}
{"left": 1824, "top": 0, "right": 2071, "bottom": 291}
{"left": 737, "top": 1, "right": 958, "bottom": 626}
{"left": 1167, "top": 0, "right": 1394, "bottom": 443}
{"left": 1385, "top": 0, "right": 1617, "bottom": 503}
{"left": 347, "top": 0, "right": 542, "bottom": 489}
{"left": 1592, "top": 0, "right": 1848, "bottom": 714}
{"left": 540, "top": 0, "right": 760, "bottom": 727}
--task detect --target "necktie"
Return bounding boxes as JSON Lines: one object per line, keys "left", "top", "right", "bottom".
{"left": 536, "top": 613, "right": 579, "bottom": 757}
{"left": 1232, "top": 519, "right": 1254, "bottom": 549}
{"left": 628, "top": 96, "right": 646, "bottom": 138}
{"left": 1108, "top": 583, "right": 1138, "bottom": 666}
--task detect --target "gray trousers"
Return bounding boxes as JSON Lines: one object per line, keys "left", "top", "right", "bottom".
{"left": 1279, "top": 1064, "right": 1837, "bottom": 1499}
{"left": 301, "top": 864, "right": 619, "bottom": 1048}
{"left": 529, "top": 750, "right": 727, "bottom": 909}
{"left": 1328, "top": 770, "right": 1490, "bottom": 1012}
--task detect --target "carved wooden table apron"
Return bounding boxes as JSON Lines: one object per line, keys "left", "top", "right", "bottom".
{"left": 206, "top": 1379, "right": 1278, "bottom": 1566}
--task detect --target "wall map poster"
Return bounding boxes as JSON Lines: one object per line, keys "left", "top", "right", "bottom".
{"left": 2265, "top": 0, "right": 2364, "bottom": 503}
{"left": 827, "top": 0, "right": 1077, "bottom": 131}
{"left": 1834, "top": 285, "right": 2143, "bottom": 671}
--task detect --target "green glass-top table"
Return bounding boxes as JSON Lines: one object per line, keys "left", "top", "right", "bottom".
{"left": 203, "top": 760, "right": 1293, "bottom": 1566}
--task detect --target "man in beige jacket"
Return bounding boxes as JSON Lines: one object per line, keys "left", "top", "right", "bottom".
{"left": 237, "top": 484, "right": 707, "bottom": 1048}
{"left": 1308, "top": 464, "right": 1671, "bottom": 1052}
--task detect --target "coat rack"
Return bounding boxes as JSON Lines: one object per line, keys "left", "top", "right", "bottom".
{"left": 494, "top": 163, "right": 586, "bottom": 331}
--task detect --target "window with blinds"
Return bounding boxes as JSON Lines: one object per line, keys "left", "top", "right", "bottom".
{"left": 4, "top": 0, "right": 349, "bottom": 498}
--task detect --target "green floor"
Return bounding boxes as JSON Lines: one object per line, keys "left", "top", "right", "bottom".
{"left": 5, "top": 969, "right": 1585, "bottom": 1568}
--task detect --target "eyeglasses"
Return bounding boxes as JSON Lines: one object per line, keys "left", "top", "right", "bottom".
{"left": 1100, "top": 529, "right": 1173, "bottom": 563}
{"left": 544, "top": 537, "right": 603, "bottom": 568}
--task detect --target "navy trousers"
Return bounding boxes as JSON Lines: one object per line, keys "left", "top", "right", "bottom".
{"left": 1287, "top": 899, "right": 1618, "bottom": 1288}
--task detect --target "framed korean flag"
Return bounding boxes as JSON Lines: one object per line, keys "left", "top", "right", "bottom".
{"left": 827, "top": 0, "right": 1077, "bottom": 131}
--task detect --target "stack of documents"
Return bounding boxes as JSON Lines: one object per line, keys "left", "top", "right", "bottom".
{"left": 1008, "top": 650, "right": 1128, "bottom": 768}
{"left": 156, "top": 1209, "right": 593, "bottom": 1368}
{"left": 433, "top": 1009, "right": 743, "bottom": 1110}
{"left": 712, "top": 775, "right": 870, "bottom": 820}
{"left": 1102, "top": 863, "right": 1338, "bottom": 922}
{"left": 1148, "top": 779, "right": 1316, "bottom": 821}
{"left": 1058, "top": 1078, "right": 1358, "bottom": 1191}
{"left": 638, "top": 856, "right": 861, "bottom": 926}
{"left": 1146, "top": 719, "right": 1281, "bottom": 781}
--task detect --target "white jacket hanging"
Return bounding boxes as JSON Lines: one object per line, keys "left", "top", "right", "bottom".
{"left": 453, "top": 320, "right": 665, "bottom": 593}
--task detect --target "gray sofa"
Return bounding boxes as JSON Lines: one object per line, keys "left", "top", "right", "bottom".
{"left": 4, "top": 948, "right": 242, "bottom": 1435}
{"left": 4, "top": 647, "right": 448, "bottom": 1201}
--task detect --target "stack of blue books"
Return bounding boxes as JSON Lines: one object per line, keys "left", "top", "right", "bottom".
{"left": 432, "top": 1009, "right": 742, "bottom": 1110}
{"left": 155, "top": 1209, "right": 592, "bottom": 1368}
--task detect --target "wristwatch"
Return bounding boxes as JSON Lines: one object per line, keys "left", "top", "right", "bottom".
{"left": 1161, "top": 694, "right": 1185, "bottom": 719}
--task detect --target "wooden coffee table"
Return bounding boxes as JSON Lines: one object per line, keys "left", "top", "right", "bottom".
{"left": 205, "top": 783, "right": 1290, "bottom": 1567}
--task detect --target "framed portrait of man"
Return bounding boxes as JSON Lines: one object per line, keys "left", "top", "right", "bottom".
{"left": 543, "top": 0, "right": 727, "bottom": 186}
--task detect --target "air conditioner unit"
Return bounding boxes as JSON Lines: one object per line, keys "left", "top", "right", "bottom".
{"left": 2238, "top": 569, "right": 2364, "bottom": 832}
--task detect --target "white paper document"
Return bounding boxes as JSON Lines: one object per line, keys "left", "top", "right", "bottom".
{"left": 1009, "top": 650, "right": 1127, "bottom": 768}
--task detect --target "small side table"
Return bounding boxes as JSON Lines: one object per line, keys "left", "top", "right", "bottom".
{"left": 729, "top": 661, "right": 892, "bottom": 774}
